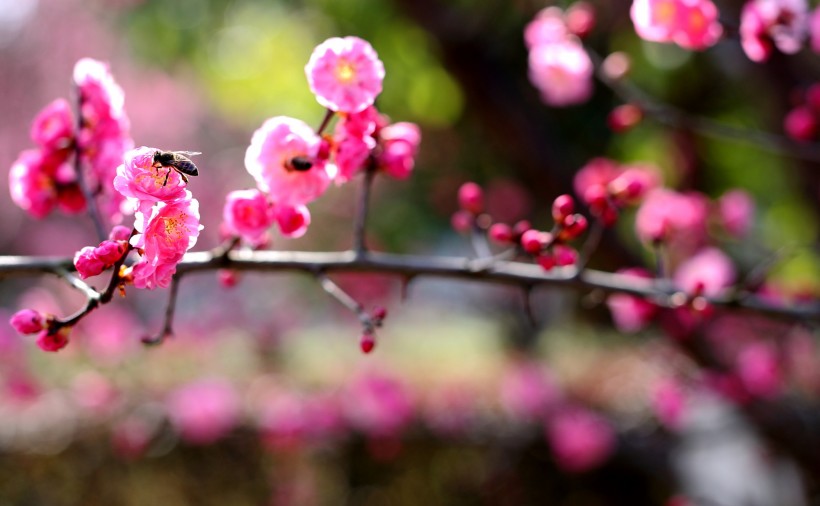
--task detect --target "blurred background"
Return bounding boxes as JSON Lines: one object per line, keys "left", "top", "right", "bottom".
{"left": 1, "top": 0, "right": 819, "bottom": 504}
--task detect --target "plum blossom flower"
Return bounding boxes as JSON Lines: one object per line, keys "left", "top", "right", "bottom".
{"left": 129, "top": 196, "right": 203, "bottom": 290}
{"left": 30, "top": 99, "right": 74, "bottom": 151}
{"left": 740, "top": 0, "right": 808, "bottom": 61}
{"left": 222, "top": 189, "right": 274, "bottom": 245}
{"left": 717, "top": 189, "right": 755, "bottom": 238}
{"left": 113, "top": 146, "right": 188, "bottom": 212}
{"left": 274, "top": 204, "right": 311, "bottom": 238}
{"left": 574, "top": 158, "right": 660, "bottom": 224}
{"left": 736, "top": 342, "right": 782, "bottom": 398}
{"left": 631, "top": 0, "right": 723, "bottom": 50}
{"left": 635, "top": 188, "right": 708, "bottom": 245}
{"left": 546, "top": 407, "right": 615, "bottom": 472}
{"left": 305, "top": 36, "right": 385, "bottom": 113}
{"left": 606, "top": 268, "right": 659, "bottom": 332}
{"left": 245, "top": 116, "right": 333, "bottom": 206}
{"left": 673, "top": 247, "right": 736, "bottom": 297}
{"left": 377, "top": 121, "right": 421, "bottom": 180}
{"left": 343, "top": 371, "right": 414, "bottom": 437}
{"left": 525, "top": 7, "right": 570, "bottom": 48}
{"left": 166, "top": 379, "right": 240, "bottom": 445}
{"left": 528, "top": 38, "right": 594, "bottom": 107}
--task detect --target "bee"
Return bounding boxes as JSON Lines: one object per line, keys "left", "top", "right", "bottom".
{"left": 153, "top": 150, "right": 201, "bottom": 186}
{"left": 289, "top": 156, "right": 313, "bottom": 171}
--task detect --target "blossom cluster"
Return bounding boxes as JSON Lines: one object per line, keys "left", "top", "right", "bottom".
{"left": 222, "top": 36, "right": 420, "bottom": 252}
{"left": 9, "top": 59, "right": 133, "bottom": 222}
{"left": 525, "top": 5, "right": 595, "bottom": 107}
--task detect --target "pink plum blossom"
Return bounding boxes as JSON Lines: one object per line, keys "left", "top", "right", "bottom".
{"left": 305, "top": 36, "right": 385, "bottom": 113}
{"left": 631, "top": 0, "right": 723, "bottom": 50}
{"left": 546, "top": 407, "right": 616, "bottom": 472}
{"left": 674, "top": 247, "right": 736, "bottom": 297}
{"left": 740, "top": 0, "right": 808, "bottom": 62}
{"left": 736, "top": 342, "right": 782, "bottom": 398}
{"left": 717, "top": 189, "right": 755, "bottom": 237}
{"left": 635, "top": 188, "right": 708, "bottom": 244}
{"left": 377, "top": 121, "right": 421, "bottom": 180}
{"left": 222, "top": 189, "right": 274, "bottom": 244}
{"left": 528, "top": 38, "right": 594, "bottom": 107}
{"left": 30, "top": 98, "right": 74, "bottom": 151}
{"left": 525, "top": 7, "right": 570, "bottom": 48}
{"left": 129, "top": 197, "right": 203, "bottom": 290}
{"left": 113, "top": 146, "right": 188, "bottom": 211}
{"left": 9, "top": 149, "right": 65, "bottom": 219}
{"left": 606, "top": 268, "right": 659, "bottom": 333}
{"left": 245, "top": 116, "right": 332, "bottom": 206}
{"left": 36, "top": 327, "right": 70, "bottom": 352}
{"left": 811, "top": 5, "right": 820, "bottom": 52}
{"left": 274, "top": 204, "right": 311, "bottom": 238}
{"left": 9, "top": 309, "right": 46, "bottom": 335}
{"left": 166, "top": 379, "right": 241, "bottom": 445}
{"left": 499, "top": 360, "right": 560, "bottom": 422}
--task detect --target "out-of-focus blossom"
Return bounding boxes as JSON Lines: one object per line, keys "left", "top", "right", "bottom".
{"left": 631, "top": 0, "right": 723, "bottom": 50}
{"left": 343, "top": 371, "right": 414, "bottom": 438}
{"left": 717, "top": 189, "right": 755, "bottom": 237}
{"left": 113, "top": 146, "right": 188, "bottom": 212}
{"left": 500, "top": 360, "right": 560, "bottom": 422}
{"left": 245, "top": 116, "right": 332, "bottom": 206}
{"left": 129, "top": 196, "right": 202, "bottom": 290}
{"left": 525, "top": 7, "right": 570, "bottom": 47}
{"left": 740, "top": 0, "right": 808, "bottom": 61}
{"left": 811, "top": 5, "right": 820, "bottom": 52}
{"left": 575, "top": 158, "right": 660, "bottom": 225}
{"left": 635, "top": 188, "right": 708, "bottom": 244}
{"left": 528, "top": 38, "right": 594, "bottom": 107}
{"left": 30, "top": 99, "right": 74, "bottom": 151}
{"left": 607, "top": 268, "right": 659, "bottom": 333}
{"left": 166, "top": 379, "right": 241, "bottom": 445}
{"left": 674, "top": 247, "right": 736, "bottom": 297}
{"left": 9, "top": 149, "right": 67, "bottom": 219}
{"left": 305, "top": 36, "right": 385, "bottom": 114}
{"left": 274, "top": 204, "right": 311, "bottom": 238}
{"left": 377, "top": 121, "right": 421, "bottom": 180}
{"left": 736, "top": 342, "right": 782, "bottom": 398}
{"left": 783, "top": 106, "right": 817, "bottom": 141}
{"left": 651, "top": 377, "right": 687, "bottom": 429}
{"left": 36, "top": 327, "right": 70, "bottom": 352}
{"left": 222, "top": 189, "right": 274, "bottom": 244}
{"left": 546, "top": 407, "right": 615, "bottom": 472}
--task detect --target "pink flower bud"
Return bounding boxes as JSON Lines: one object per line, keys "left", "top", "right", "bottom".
{"left": 537, "top": 252, "right": 556, "bottom": 271}
{"left": 566, "top": 1, "right": 596, "bottom": 38}
{"left": 601, "top": 52, "right": 631, "bottom": 81}
{"left": 488, "top": 223, "right": 514, "bottom": 243}
{"left": 521, "top": 229, "right": 549, "bottom": 254}
{"left": 94, "top": 240, "right": 126, "bottom": 266}
{"left": 451, "top": 210, "right": 473, "bottom": 233}
{"left": 109, "top": 225, "right": 132, "bottom": 242}
{"left": 360, "top": 333, "right": 376, "bottom": 354}
{"left": 784, "top": 106, "right": 817, "bottom": 141}
{"left": 458, "top": 182, "right": 484, "bottom": 215}
{"left": 607, "top": 104, "right": 643, "bottom": 133}
{"left": 10, "top": 309, "right": 46, "bottom": 335}
{"left": 30, "top": 98, "right": 74, "bottom": 151}
{"left": 552, "top": 194, "right": 575, "bottom": 223}
{"left": 737, "top": 343, "right": 782, "bottom": 399}
{"left": 275, "top": 204, "right": 311, "bottom": 238}
{"left": 553, "top": 244, "right": 579, "bottom": 266}
{"left": 512, "top": 220, "right": 532, "bottom": 236}
{"left": 218, "top": 269, "right": 240, "bottom": 288}
{"left": 36, "top": 327, "right": 70, "bottom": 352}
{"left": 371, "top": 306, "right": 388, "bottom": 321}
{"left": 560, "top": 213, "right": 588, "bottom": 240}
{"left": 74, "top": 246, "right": 105, "bottom": 279}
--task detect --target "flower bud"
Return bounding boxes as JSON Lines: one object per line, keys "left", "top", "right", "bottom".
{"left": 109, "top": 225, "right": 132, "bottom": 242}
{"left": 451, "top": 210, "right": 473, "bottom": 233}
{"left": 521, "top": 229, "right": 550, "bottom": 254}
{"left": 552, "top": 194, "right": 575, "bottom": 223}
{"left": 360, "top": 333, "right": 376, "bottom": 354}
{"left": 10, "top": 309, "right": 46, "bottom": 335}
{"left": 218, "top": 269, "right": 240, "bottom": 288}
{"left": 488, "top": 223, "right": 514, "bottom": 243}
{"left": 457, "top": 182, "right": 484, "bottom": 215}
{"left": 553, "top": 244, "right": 579, "bottom": 267}
{"left": 371, "top": 306, "right": 388, "bottom": 322}
{"left": 94, "top": 240, "right": 126, "bottom": 266}
{"left": 537, "top": 253, "right": 556, "bottom": 271}
{"left": 74, "top": 246, "right": 105, "bottom": 279}
{"left": 36, "top": 327, "right": 70, "bottom": 352}
{"left": 607, "top": 104, "right": 643, "bottom": 133}
{"left": 561, "top": 214, "right": 588, "bottom": 240}
{"left": 784, "top": 106, "right": 817, "bottom": 142}
{"left": 566, "top": 1, "right": 596, "bottom": 38}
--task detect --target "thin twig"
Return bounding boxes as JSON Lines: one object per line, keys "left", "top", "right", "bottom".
{"left": 53, "top": 268, "right": 100, "bottom": 301}
{"left": 316, "top": 109, "right": 335, "bottom": 136}
{"left": 315, "top": 272, "right": 372, "bottom": 330}
{"left": 71, "top": 82, "right": 107, "bottom": 241}
{"left": 577, "top": 218, "right": 604, "bottom": 270}
{"left": 143, "top": 273, "right": 182, "bottom": 345}
{"left": 352, "top": 166, "right": 376, "bottom": 256}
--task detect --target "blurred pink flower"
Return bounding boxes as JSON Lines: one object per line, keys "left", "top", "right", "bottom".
{"left": 130, "top": 197, "right": 202, "bottom": 289}
{"left": 245, "top": 116, "right": 332, "bottom": 206}
{"left": 674, "top": 247, "right": 736, "bottom": 297}
{"left": 343, "top": 371, "right": 414, "bottom": 437}
{"left": 635, "top": 189, "right": 708, "bottom": 244}
{"left": 546, "top": 407, "right": 615, "bottom": 472}
{"left": 631, "top": 0, "right": 723, "bottom": 50}
{"left": 811, "top": 5, "right": 820, "bottom": 52}
{"left": 305, "top": 36, "right": 385, "bottom": 113}
{"left": 274, "top": 204, "right": 311, "bottom": 238}
{"left": 113, "top": 146, "right": 188, "bottom": 211}
{"left": 9, "top": 149, "right": 64, "bottom": 218}
{"left": 528, "top": 38, "right": 594, "bottom": 107}
{"left": 500, "top": 360, "right": 560, "bottom": 422}
{"left": 525, "top": 7, "right": 570, "bottom": 48}
{"left": 166, "top": 379, "right": 241, "bottom": 445}
{"left": 740, "top": 0, "right": 808, "bottom": 61}
{"left": 30, "top": 98, "right": 74, "bottom": 151}
{"left": 717, "top": 189, "right": 755, "bottom": 237}
{"left": 736, "top": 342, "right": 782, "bottom": 398}
{"left": 651, "top": 377, "right": 687, "bottom": 429}
{"left": 377, "top": 121, "right": 421, "bottom": 180}
{"left": 606, "top": 268, "right": 658, "bottom": 333}
{"left": 222, "top": 189, "right": 274, "bottom": 244}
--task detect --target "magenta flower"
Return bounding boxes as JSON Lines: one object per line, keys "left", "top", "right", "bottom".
{"left": 741, "top": 0, "right": 808, "bottom": 62}
{"left": 74, "top": 246, "right": 106, "bottom": 279}
{"left": 166, "top": 379, "right": 241, "bottom": 445}
{"left": 525, "top": 7, "right": 570, "bottom": 48}
{"left": 736, "top": 342, "right": 782, "bottom": 399}
{"left": 245, "top": 116, "right": 332, "bottom": 206}
{"left": 528, "top": 38, "right": 594, "bottom": 107}
{"left": 30, "top": 98, "right": 74, "bottom": 151}
{"left": 377, "top": 121, "right": 421, "bottom": 180}
{"left": 129, "top": 197, "right": 203, "bottom": 290}
{"left": 717, "top": 189, "right": 755, "bottom": 238}
{"left": 635, "top": 188, "right": 708, "bottom": 244}
{"left": 113, "top": 146, "right": 188, "bottom": 211}
{"left": 274, "top": 204, "right": 311, "bottom": 238}
{"left": 674, "top": 247, "right": 736, "bottom": 297}
{"left": 305, "top": 36, "right": 385, "bottom": 113}
{"left": 222, "top": 189, "right": 274, "bottom": 244}
{"left": 811, "top": 5, "right": 820, "bottom": 52}
{"left": 546, "top": 407, "right": 615, "bottom": 472}
{"left": 9, "top": 150, "right": 60, "bottom": 219}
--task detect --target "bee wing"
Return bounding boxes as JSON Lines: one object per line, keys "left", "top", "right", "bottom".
{"left": 173, "top": 151, "right": 202, "bottom": 157}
